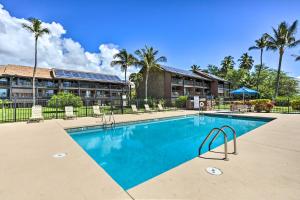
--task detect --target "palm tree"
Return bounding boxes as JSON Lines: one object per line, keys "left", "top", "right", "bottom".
{"left": 129, "top": 73, "right": 143, "bottom": 88}
{"left": 206, "top": 64, "right": 220, "bottom": 75}
{"left": 135, "top": 46, "right": 167, "bottom": 101}
{"left": 220, "top": 56, "right": 235, "bottom": 77}
{"left": 22, "top": 18, "right": 50, "bottom": 105}
{"left": 111, "top": 49, "right": 137, "bottom": 92}
{"left": 265, "top": 20, "right": 300, "bottom": 98}
{"left": 249, "top": 34, "right": 268, "bottom": 90}
{"left": 238, "top": 53, "right": 254, "bottom": 71}
{"left": 190, "top": 64, "right": 200, "bottom": 72}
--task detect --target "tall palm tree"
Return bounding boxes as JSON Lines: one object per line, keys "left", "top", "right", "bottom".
{"left": 135, "top": 46, "right": 167, "bottom": 101}
{"left": 220, "top": 56, "right": 235, "bottom": 77}
{"left": 22, "top": 18, "right": 50, "bottom": 105}
{"left": 190, "top": 64, "right": 200, "bottom": 72}
{"left": 249, "top": 34, "right": 268, "bottom": 90}
{"left": 238, "top": 53, "right": 254, "bottom": 71}
{"left": 111, "top": 49, "right": 137, "bottom": 91}
{"left": 265, "top": 20, "right": 300, "bottom": 98}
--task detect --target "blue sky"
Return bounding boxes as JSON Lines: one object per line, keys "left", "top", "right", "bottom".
{"left": 1, "top": 0, "right": 300, "bottom": 77}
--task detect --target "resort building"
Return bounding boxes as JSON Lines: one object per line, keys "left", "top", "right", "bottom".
{"left": 136, "top": 66, "right": 231, "bottom": 100}
{"left": 193, "top": 70, "right": 231, "bottom": 98}
{"left": 0, "top": 64, "right": 126, "bottom": 102}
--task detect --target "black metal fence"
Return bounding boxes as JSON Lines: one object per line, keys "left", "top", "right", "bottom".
{"left": 0, "top": 97, "right": 178, "bottom": 123}
{"left": 1, "top": 97, "right": 299, "bottom": 123}
{"left": 212, "top": 98, "right": 300, "bottom": 114}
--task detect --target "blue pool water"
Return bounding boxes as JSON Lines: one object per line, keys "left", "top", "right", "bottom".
{"left": 69, "top": 114, "right": 271, "bottom": 190}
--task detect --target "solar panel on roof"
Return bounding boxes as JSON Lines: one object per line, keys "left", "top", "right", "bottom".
{"left": 53, "top": 68, "right": 122, "bottom": 83}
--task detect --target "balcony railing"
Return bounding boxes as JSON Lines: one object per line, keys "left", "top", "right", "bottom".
{"left": 171, "top": 79, "right": 183, "bottom": 85}
{"left": 184, "top": 80, "right": 194, "bottom": 86}
{"left": 36, "top": 83, "right": 58, "bottom": 88}
{"left": 61, "top": 83, "right": 79, "bottom": 88}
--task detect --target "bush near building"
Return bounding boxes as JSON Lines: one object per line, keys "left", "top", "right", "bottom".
{"left": 175, "top": 96, "right": 188, "bottom": 108}
{"left": 48, "top": 92, "right": 83, "bottom": 109}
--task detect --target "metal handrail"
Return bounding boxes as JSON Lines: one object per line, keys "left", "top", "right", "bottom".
{"left": 103, "top": 111, "right": 115, "bottom": 127}
{"left": 208, "top": 125, "right": 237, "bottom": 155}
{"left": 198, "top": 128, "right": 229, "bottom": 161}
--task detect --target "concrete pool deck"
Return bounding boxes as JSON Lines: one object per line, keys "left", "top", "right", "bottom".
{"left": 0, "top": 110, "right": 299, "bottom": 200}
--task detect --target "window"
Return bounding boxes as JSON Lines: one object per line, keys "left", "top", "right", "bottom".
{"left": 0, "top": 89, "right": 9, "bottom": 98}
{"left": 12, "top": 78, "right": 31, "bottom": 86}
{"left": 0, "top": 77, "right": 8, "bottom": 85}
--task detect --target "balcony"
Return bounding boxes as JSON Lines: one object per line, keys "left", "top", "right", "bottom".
{"left": 171, "top": 78, "right": 183, "bottom": 85}
{"left": 36, "top": 82, "right": 58, "bottom": 88}
{"left": 61, "top": 82, "right": 79, "bottom": 88}
{"left": 218, "top": 88, "right": 224, "bottom": 93}
{"left": 184, "top": 80, "right": 194, "bottom": 86}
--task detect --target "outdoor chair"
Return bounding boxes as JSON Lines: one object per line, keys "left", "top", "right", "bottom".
{"left": 144, "top": 104, "right": 155, "bottom": 112}
{"left": 158, "top": 104, "right": 165, "bottom": 111}
{"left": 158, "top": 104, "right": 172, "bottom": 111}
{"left": 28, "top": 105, "right": 44, "bottom": 123}
{"left": 92, "top": 105, "right": 104, "bottom": 121}
{"left": 131, "top": 104, "right": 141, "bottom": 114}
{"left": 64, "top": 106, "right": 76, "bottom": 119}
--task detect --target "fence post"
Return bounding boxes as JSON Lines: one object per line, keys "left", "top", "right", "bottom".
{"left": 1, "top": 101, "right": 3, "bottom": 123}
{"left": 288, "top": 98, "right": 290, "bottom": 114}
{"left": 85, "top": 100, "right": 88, "bottom": 117}
{"left": 55, "top": 98, "right": 58, "bottom": 119}
{"left": 13, "top": 97, "right": 17, "bottom": 122}
{"left": 121, "top": 95, "right": 124, "bottom": 114}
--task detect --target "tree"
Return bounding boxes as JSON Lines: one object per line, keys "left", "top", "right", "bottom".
{"left": 238, "top": 53, "right": 254, "bottom": 71}
{"left": 249, "top": 34, "right": 268, "bottom": 90}
{"left": 22, "top": 18, "right": 50, "bottom": 105}
{"left": 129, "top": 73, "right": 143, "bottom": 99}
{"left": 220, "top": 56, "right": 235, "bottom": 77}
{"left": 190, "top": 64, "right": 200, "bottom": 72}
{"left": 135, "top": 46, "right": 167, "bottom": 101}
{"left": 129, "top": 73, "right": 143, "bottom": 89}
{"left": 111, "top": 49, "right": 137, "bottom": 92}
{"left": 265, "top": 20, "right": 300, "bottom": 98}
{"left": 205, "top": 64, "right": 220, "bottom": 75}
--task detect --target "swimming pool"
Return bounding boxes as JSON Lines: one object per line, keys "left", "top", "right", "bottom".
{"left": 68, "top": 114, "right": 272, "bottom": 190}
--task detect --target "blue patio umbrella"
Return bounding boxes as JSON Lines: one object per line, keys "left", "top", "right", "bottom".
{"left": 230, "top": 87, "right": 259, "bottom": 103}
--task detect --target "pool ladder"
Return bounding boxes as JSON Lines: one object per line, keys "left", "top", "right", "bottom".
{"left": 103, "top": 111, "right": 115, "bottom": 128}
{"left": 198, "top": 125, "right": 237, "bottom": 161}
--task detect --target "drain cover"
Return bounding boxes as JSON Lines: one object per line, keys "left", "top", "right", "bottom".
{"left": 52, "top": 152, "right": 67, "bottom": 158}
{"left": 206, "top": 167, "right": 222, "bottom": 175}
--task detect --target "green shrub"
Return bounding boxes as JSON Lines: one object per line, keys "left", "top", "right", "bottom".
{"left": 175, "top": 96, "right": 188, "bottom": 108}
{"left": 275, "top": 96, "right": 290, "bottom": 106}
{"left": 48, "top": 92, "right": 83, "bottom": 109}
{"left": 291, "top": 99, "right": 300, "bottom": 111}
{"left": 249, "top": 99, "right": 273, "bottom": 112}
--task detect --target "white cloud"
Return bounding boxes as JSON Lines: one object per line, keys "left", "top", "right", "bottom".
{"left": 0, "top": 4, "right": 138, "bottom": 80}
